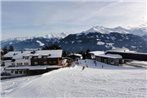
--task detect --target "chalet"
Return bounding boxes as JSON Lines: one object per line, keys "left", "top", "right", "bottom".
{"left": 2, "top": 50, "right": 64, "bottom": 76}
{"left": 31, "top": 50, "right": 63, "bottom": 66}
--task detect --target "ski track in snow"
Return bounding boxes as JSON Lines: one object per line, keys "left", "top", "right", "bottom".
{"left": 1, "top": 60, "right": 147, "bottom": 98}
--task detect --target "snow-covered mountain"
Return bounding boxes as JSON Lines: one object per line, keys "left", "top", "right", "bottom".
{"left": 44, "top": 32, "right": 69, "bottom": 39}
{"left": 83, "top": 26, "right": 130, "bottom": 34}
{"left": 1, "top": 32, "right": 69, "bottom": 49}
{"left": 1, "top": 26, "right": 147, "bottom": 52}
{"left": 82, "top": 26, "right": 147, "bottom": 36}
{"left": 130, "top": 26, "right": 147, "bottom": 36}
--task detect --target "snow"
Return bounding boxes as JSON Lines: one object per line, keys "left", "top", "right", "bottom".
{"left": 107, "top": 48, "right": 134, "bottom": 53}
{"left": 97, "top": 41, "right": 105, "bottom": 45}
{"left": 36, "top": 40, "right": 45, "bottom": 46}
{"left": 46, "top": 32, "right": 69, "bottom": 39}
{"left": 33, "top": 50, "right": 63, "bottom": 58}
{"left": 1, "top": 60, "right": 147, "bottom": 98}
{"left": 80, "top": 25, "right": 147, "bottom": 36}
{"left": 90, "top": 51, "right": 104, "bottom": 55}
{"left": 83, "top": 26, "right": 130, "bottom": 34}
{"left": 68, "top": 53, "right": 82, "bottom": 57}
{"left": 3, "top": 51, "right": 21, "bottom": 58}
{"left": 95, "top": 54, "right": 122, "bottom": 59}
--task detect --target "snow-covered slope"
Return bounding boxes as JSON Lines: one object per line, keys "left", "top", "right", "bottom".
{"left": 1, "top": 60, "right": 146, "bottom": 98}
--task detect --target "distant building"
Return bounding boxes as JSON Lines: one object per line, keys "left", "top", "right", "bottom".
{"left": 95, "top": 54, "right": 123, "bottom": 65}
{"left": 67, "top": 53, "right": 82, "bottom": 60}
{"left": 106, "top": 49, "right": 147, "bottom": 61}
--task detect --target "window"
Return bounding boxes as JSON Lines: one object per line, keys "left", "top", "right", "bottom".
{"left": 12, "top": 63, "right": 15, "bottom": 66}
{"left": 49, "top": 61, "right": 52, "bottom": 64}
{"left": 24, "top": 62, "right": 29, "bottom": 65}
{"left": 34, "top": 62, "right": 38, "bottom": 65}
{"left": 23, "top": 70, "right": 26, "bottom": 74}
{"left": 44, "top": 61, "right": 47, "bottom": 64}
{"left": 17, "top": 63, "right": 23, "bottom": 66}
{"left": 15, "top": 71, "right": 18, "bottom": 74}
{"left": 19, "top": 70, "right": 22, "bottom": 74}
{"left": 11, "top": 70, "right": 14, "bottom": 73}
{"left": 53, "top": 61, "right": 57, "bottom": 64}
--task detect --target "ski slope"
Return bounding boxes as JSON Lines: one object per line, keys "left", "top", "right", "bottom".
{"left": 1, "top": 60, "right": 147, "bottom": 98}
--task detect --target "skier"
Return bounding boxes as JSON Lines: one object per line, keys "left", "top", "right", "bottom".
{"left": 94, "top": 60, "right": 96, "bottom": 66}
{"left": 82, "top": 66, "right": 85, "bottom": 71}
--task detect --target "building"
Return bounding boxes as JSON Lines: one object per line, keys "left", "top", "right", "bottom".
{"left": 95, "top": 54, "right": 123, "bottom": 65}
{"left": 90, "top": 51, "right": 105, "bottom": 59}
{"left": 31, "top": 50, "right": 63, "bottom": 66}
{"left": 67, "top": 53, "right": 82, "bottom": 60}
{"left": 106, "top": 48, "right": 147, "bottom": 61}
{"left": 2, "top": 50, "right": 64, "bottom": 76}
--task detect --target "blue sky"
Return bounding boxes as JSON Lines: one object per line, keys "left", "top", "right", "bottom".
{"left": 1, "top": 0, "right": 146, "bottom": 40}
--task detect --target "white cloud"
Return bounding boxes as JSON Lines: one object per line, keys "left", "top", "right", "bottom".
{"left": 2, "top": 1, "right": 146, "bottom": 40}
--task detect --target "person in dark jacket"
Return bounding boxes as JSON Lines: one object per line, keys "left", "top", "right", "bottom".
{"left": 82, "top": 66, "right": 85, "bottom": 70}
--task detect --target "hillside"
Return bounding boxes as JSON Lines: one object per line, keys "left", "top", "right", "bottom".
{"left": 1, "top": 60, "right": 146, "bottom": 98}
{"left": 60, "top": 32, "right": 147, "bottom": 52}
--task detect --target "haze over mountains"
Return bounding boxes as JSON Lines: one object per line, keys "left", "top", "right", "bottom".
{"left": 1, "top": 26, "right": 147, "bottom": 52}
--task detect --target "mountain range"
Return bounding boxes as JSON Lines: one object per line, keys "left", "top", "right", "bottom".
{"left": 1, "top": 26, "right": 147, "bottom": 52}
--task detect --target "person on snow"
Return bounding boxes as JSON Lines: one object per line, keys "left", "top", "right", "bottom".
{"left": 102, "top": 65, "right": 104, "bottom": 68}
{"left": 82, "top": 66, "right": 85, "bottom": 70}
{"left": 94, "top": 60, "right": 97, "bottom": 66}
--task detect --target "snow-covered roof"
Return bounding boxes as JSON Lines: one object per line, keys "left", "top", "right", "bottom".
{"left": 68, "top": 53, "right": 82, "bottom": 57}
{"left": 95, "top": 54, "right": 122, "bottom": 59}
{"left": 3, "top": 51, "right": 22, "bottom": 58}
{"left": 4, "top": 50, "right": 63, "bottom": 59}
{"left": 6, "top": 65, "right": 62, "bottom": 70}
{"left": 107, "top": 48, "right": 135, "bottom": 53}
{"left": 90, "top": 51, "right": 105, "bottom": 55}
{"left": 13, "top": 51, "right": 32, "bottom": 59}
{"left": 32, "top": 50, "right": 63, "bottom": 58}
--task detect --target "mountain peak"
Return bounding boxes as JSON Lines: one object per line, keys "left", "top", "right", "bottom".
{"left": 83, "top": 26, "right": 129, "bottom": 34}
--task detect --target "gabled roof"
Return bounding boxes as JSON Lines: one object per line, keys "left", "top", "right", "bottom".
{"left": 68, "top": 53, "right": 82, "bottom": 57}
